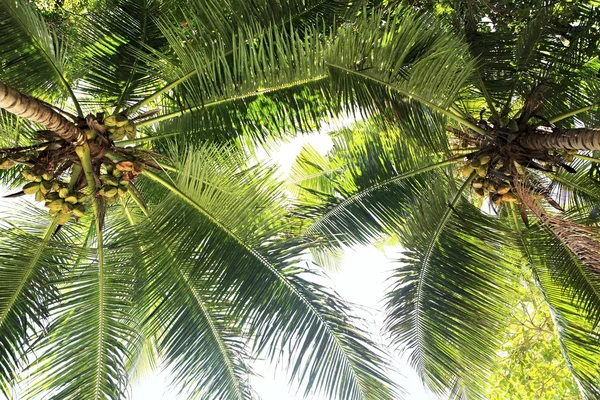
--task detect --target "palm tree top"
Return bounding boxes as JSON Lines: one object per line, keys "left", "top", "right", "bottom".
{"left": 1, "top": 0, "right": 600, "bottom": 399}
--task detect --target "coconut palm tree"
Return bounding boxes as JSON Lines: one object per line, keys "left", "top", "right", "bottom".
{"left": 289, "top": 2, "right": 600, "bottom": 399}
{"left": 0, "top": 0, "right": 410, "bottom": 398}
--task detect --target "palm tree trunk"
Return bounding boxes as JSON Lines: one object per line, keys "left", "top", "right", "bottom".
{"left": 0, "top": 80, "right": 83, "bottom": 143}
{"left": 519, "top": 128, "right": 600, "bottom": 151}
{"left": 516, "top": 183, "right": 600, "bottom": 277}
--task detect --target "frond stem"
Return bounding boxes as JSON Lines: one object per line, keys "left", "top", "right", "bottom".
{"left": 549, "top": 106, "right": 596, "bottom": 125}
{"left": 116, "top": 131, "right": 181, "bottom": 146}
{"left": 573, "top": 154, "right": 600, "bottom": 163}
{"left": 126, "top": 71, "right": 196, "bottom": 116}
{"left": 74, "top": 143, "right": 105, "bottom": 398}
{"left": 477, "top": 73, "right": 499, "bottom": 120}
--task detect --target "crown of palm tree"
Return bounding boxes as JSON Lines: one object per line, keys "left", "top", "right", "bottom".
{"left": 1, "top": 0, "right": 600, "bottom": 399}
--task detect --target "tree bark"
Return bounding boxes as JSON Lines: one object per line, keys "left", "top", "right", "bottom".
{"left": 0, "top": 80, "right": 83, "bottom": 143}
{"left": 519, "top": 128, "right": 600, "bottom": 151}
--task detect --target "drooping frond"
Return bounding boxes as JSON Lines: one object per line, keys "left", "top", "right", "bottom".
{"left": 325, "top": 9, "right": 478, "bottom": 135}
{"left": 123, "top": 216, "right": 256, "bottom": 400}
{"left": 385, "top": 182, "right": 519, "bottom": 398}
{"left": 24, "top": 216, "right": 137, "bottom": 400}
{"left": 294, "top": 122, "right": 455, "bottom": 247}
{"left": 0, "top": 207, "right": 72, "bottom": 397}
{"left": 133, "top": 143, "right": 398, "bottom": 399}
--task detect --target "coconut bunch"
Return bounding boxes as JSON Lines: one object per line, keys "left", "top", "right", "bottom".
{"left": 0, "top": 111, "right": 159, "bottom": 226}
{"left": 460, "top": 154, "right": 520, "bottom": 206}
{"left": 20, "top": 168, "right": 87, "bottom": 224}
{"left": 459, "top": 151, "right": 566, "bottom": 210}
{"left": 97, "top": 161, "right": 144, "bottom": 205}
{"left": 102, "top": 114, "right": 136, "bottom": 141}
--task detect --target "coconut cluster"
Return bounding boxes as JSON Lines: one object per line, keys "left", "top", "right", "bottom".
{"left": 460, "top": 154, "right": 523, "bottom": 207}
{"left": 1, "top": 112, "right": 151, "bottom": 225}
{"left": 21, "top": 169, "right": 87, "bottom": 224}
{"left": 101, "top": 115, "right": 136, "bottom": 141}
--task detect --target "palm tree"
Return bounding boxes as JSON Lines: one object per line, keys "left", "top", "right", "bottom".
{"left": 288, "top": 2, "right": 600, "bottom": 399}
{"left": 0, "top": 1, "right": 409, "bottom": 398}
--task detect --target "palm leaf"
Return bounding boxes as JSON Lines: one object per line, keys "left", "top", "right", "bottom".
{"left": 325, "top": 8, "right": 478, "bottom": 137}
{"left": 133, "top": 143, "right": 397, "bottom": 399}
{"left": 124, "top": 213, "right": 256, "bottom": 400}
{"left": 293, "top": 122, "right": 456, "bottom": 247}
{"left": 135, "top": 20, "right": 332, "bottom": 146}
{"left": 77, "top": 0, "right": 171, "bottom": 111}
{"left": 0, "top": 206, "right": 71, "bottom": 397}
{"left": 385, "top": 182, "right": 520, "bottom": 398}
{"left": 24, "top": 216, "right": 137, "bottom": 399}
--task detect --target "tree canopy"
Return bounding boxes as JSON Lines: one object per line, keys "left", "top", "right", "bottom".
{"left": 0, "top": 0, "right": 599, "bottom": 399}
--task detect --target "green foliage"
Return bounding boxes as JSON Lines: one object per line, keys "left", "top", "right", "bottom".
{"left": 486, "top": 275, "right": 579, "bottom": 400}
{"left": 1, "top": 0, "right": 600, "bottom": 398}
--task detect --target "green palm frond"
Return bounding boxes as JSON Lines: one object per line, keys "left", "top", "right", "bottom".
{"left": 0, "top": 0, "right": 82, "bottom": 114}
{"left": 325, "top": 9, "right": 478, "bottom": 135}
{"left": 466, "top": 2, "right": 600, "bottom": 121}
{"left": 124, "top": 210, "right": 256, "bottom": 400}
{"left": 130, "top": 143, "right": 398, "bottom": 399}
{"left": 134, "top": 20, "right": 331, "bottom": 145}
{"left": 77, "top": 0, "right": 170, "bottom": 111}
{"left": 24, "top": 216, "right": 137, "bottom": 400}
{"left": 385, "top": 183, "right": 519, "bottom": 398}
{"left": 0, "top": 207, "right": 72, "bottom": 397}
{"left": 548, "top": 158, "right": 600, "bottom": 216}
{"left": 293, "top": 122, "right": 454, "bottom": 247}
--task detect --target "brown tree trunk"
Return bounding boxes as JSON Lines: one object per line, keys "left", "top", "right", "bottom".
{"left": 0, "top": 80, "right": 83, "bottom": 143}
{"left": 515, "top": 183, "right": 600, "bottom": 278}
{"left": 519, "top": 128, "right": 600, "bottom": 151}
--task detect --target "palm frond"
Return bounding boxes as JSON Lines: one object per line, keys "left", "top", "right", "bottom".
{"left": 132, "top": 143, "right": 398, "bottom": 399}
{"left": 135, "top": 251, "right": 256, "bottom": 400}
{"left": 24, "top": 216, "right": 137, "bottom": 399}
{"left": 0, "top": 207, "right": 70, "bottom": 397}
{"left": 467, "top": 3, "right": 600, "bottom": 121}
{"left": 325, "top": 9, "right": 478, "bottom": 134}
{"left": 385, "top": 183, "right": 519, "bottom": 398}
{"left": 136, "top": 20, "right": 332, "bottom": 146}
{"left": 77, "top": 0, "right": 171, "bottom": 111}
{"left": 293, "top": 122, "right": 455, "bottom": 247}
